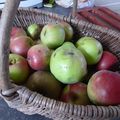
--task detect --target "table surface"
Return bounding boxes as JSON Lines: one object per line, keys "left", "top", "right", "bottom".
{"left": 0, "top": 4, "right": 120, "bottom": 120}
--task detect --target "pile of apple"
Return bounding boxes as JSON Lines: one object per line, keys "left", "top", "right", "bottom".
{"left": 9, "top": 22, "right": 120, "bottom": 106}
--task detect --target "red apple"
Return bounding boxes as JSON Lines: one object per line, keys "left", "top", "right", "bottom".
{"left": 10, "top": 27, "right": 27, "bottom": 40}
{"left": 9, "top": 54, "right": 30, "bottom": 84}
{"left": 87, "top": 70, "right": 120, "bottom": 105}
{"left": 97, "top": 51, "right": 119, "bottom": 70}
{"left": 61, "top": 83, "right": 90, "bottom": 105}
{"left": 10, "top": 36, "right": 34, "bottom": 57}
{"left": 27, "top": 44, "right": 52, "bottom": 70}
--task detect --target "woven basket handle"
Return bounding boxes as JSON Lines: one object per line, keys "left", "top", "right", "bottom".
{"left": 0, "top": 0, "right": 77, "bottom": 93}
{"left": 0, "top": 0, "right": 21, "bottom": 92}
{"left": 72, "top": 0, "right": 78, "bottom": 18}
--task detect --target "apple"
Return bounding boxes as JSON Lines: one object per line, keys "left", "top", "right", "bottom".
{"left": 59, "top": 21, "right": 73, "bottom": 41}
{"left": 50, "top": 42, "right": 87, "bottom": 84}
{"left": 27, "top": 23, "right": 42, "bottom": 39}
{"left": 87, "top": 70, "right": 120, "bottom": 105}
{"left": 97, "top": 51, "right": 119, "bottom": 70}
{"left": 9, "top": 54, "right": 30, "bottom": 84}
{"left": 40, "top": 23, "right": 65, "bottom": 49}
{"left": 26, "top": 71, "right": 63, "bottom": 100}
{"left": 10, "top": 36, "right": 34, "bottom": 57}
{"left": 61, "top": 83, "right": 90, "bottom": 105}
{"left": 27, "top": 44, "right": 52, "bottom": 70}
{"left": 76, "top": 37, "right": 103, "bottom": 65}
{"left": 10, "top": 27, "right": 26, "bottom": 40}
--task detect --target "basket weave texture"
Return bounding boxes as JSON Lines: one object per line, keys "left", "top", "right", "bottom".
{"left": 0, "top": 8, "right": 120, "bottom": 120}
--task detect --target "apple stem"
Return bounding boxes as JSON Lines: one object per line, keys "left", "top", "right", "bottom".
{"left": 0, "top": 0, "right": 20, "bottom": 93}
{"left": 9, "top": 59, "right": 16, "bottom": 65}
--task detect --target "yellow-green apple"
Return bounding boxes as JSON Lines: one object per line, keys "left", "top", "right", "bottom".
{"left": 40, "top": 23, "right": 65, "bottom": 49}
{"left": 27, "top": 44, "right": 52, "bottom": 70}
{"left": 76, "top": 37, "right": 103, "bottom": 65}
{"left": 10, "top": 36, "right": 34, "bottom": 57}
{"left": 10, "top": 27, "right": 26, "bottom": 40}
{"left": 61, "top": 83, "right": 90, "bottom": 105}
{"left": 87, "top": 70, "right": 120, "bottom": 105}
{"left": 27, "top": 23, "right": 42, "bottom": 40}
{"left": 9, "top": 54, "right": 30, "bottom": 84}
{"left": 97, "top": 51, "right": 119, "bottom": 70}
{"left": 59, "top": 21, "right": 73, "bottom": 41}
{"left": 26, "top": 71, "right": 62, "bottom": 100}
{"left": 50, "top": 42, "right": 87, "bottom": 84}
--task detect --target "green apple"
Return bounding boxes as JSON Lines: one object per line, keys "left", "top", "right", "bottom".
{"left": 50, "top": 42, "right": 87, "bottom": 84}
{"left": 40, "top": 23, "right": 65, "bottom": 49}
{"left": 27, "top": 23, "right": 42, "bottom": 39}
{"left": 9, "top": 54, "right": 30, "bottom": 84}
{"left": 59, "top": 21, "right": 73, "bottom": 41}
{"left": 76, "top": 37, "right": 103, "bottom": 65}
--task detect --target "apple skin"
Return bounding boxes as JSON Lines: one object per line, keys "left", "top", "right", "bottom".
{"left": 97, "top": 51, "right": 119, "bottom": 70}
{"left": 26, "top": 71, "right": 63, "bottom": 100}
{"left": 59, "top": 21, "right": 73, "bottom": 41}
{"left": 76, "top": 37, "right": 103, "bottom": 65}
{"left": 50, "top": 42, "right": 87, "bottom": 84}
{"left": 9, "top": 54, "right": 30, "bottom": 84}
{"left": 40, "top": 23, "right": 65, "bottom": 49}
{"left": 27, "top": 23, "right": 42, "bottom": 40}
{"left": 27, "top": 44, "right": 52, "bottom": 70}
{"left": 10, "top": 36, "right": 34, "bottom": 57}
{"left": 87, "top": 70, "right": 120, "bottom": 105}
{"left": 61, "top": 83, "right": 90, "bottom": 105}
{"left": 10, "top": 27, "right": 26, "bottom": 40}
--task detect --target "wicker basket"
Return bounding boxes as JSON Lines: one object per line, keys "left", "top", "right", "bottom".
{"left": 0, "top": 0, "right": 120, "bottom": 120}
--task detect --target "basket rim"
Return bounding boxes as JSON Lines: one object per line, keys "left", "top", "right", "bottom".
{"left": 1, "top": 7, "right": 119, "bottom": 39}
{"left": 17, "top": 7, "right": 120, "bottom": 37}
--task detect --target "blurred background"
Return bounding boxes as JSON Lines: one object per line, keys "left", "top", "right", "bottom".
{"left": 0, "top": 0, "right": 120, "bottom": 13}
